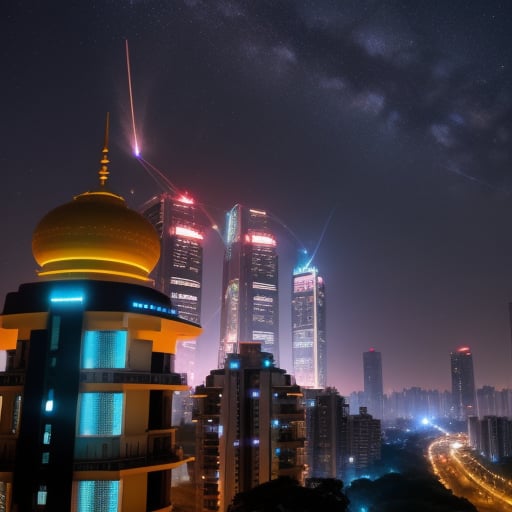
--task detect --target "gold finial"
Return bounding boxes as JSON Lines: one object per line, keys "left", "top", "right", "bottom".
{"left": 98, "top": 112, "right": 110, "bottom": 187}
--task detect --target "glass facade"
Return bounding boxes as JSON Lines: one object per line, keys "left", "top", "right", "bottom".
{"left": 78, "top": 393, "right": 123, "bottom": 436}
{"left": 81, "top": 331, "right": 127, "bottom": 369}
{"left": 291, "top": 268, "right": 326, "bottom": 389}
{"left": 77, "top": 481, "right": 119, "bottom": 512}
{"left": 219, "top": 205, "right": 279, "bottom": 366}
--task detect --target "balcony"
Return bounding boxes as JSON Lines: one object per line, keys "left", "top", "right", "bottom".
{"left": 80, "top": 370, "right": 186, "bottom": 386}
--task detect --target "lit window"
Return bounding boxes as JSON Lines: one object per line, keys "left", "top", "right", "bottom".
{"left": 77, "top": 481, "right": 119, "bottom": 512}
{"left": 81, "top": 331, "right": 127, "bottom": 369}
{"left": 78, "top": 393, "right": 123, "bottom": 436}
{"left": 50, "top": 316, "right": 61, "bottom": 350}
{"left": 42, "top": 452, "right": 50, "bottom": 464}
{"left": 43, "top": 424, "right": 52, "bottom": 445}
{"left": 37, "top": 485, "right": 47, "bottom": 505}
{"left": 45, "top": 390, "right": 54, "bottom": 412}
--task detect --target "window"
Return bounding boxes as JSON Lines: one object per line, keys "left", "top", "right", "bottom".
{"left": 81, "top": 331, "right": 127, "bottom": 369}
{"left": 77, "top": 481, "right": 119, "bottom": 512}
{"left": 43, "top": 424, "right": 52, "bottom": 445}
{"left": 37, "top": 485, "right": 47, "bottom": 506}
{"left": 78, "top": 393, "right": 123, "bottom": 436}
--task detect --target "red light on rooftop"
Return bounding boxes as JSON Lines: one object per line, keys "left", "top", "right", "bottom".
{"left": 457, "top": 346, "right": 471, "bottom": 353}
{"left": 178, "top": 194, "right": 194, "bottom": 204}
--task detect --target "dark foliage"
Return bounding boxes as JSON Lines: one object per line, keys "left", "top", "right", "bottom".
{"left": 227, "top": 476, "right": 349, "bottom": 512}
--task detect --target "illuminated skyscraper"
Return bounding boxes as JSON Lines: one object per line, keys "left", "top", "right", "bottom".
{"left": 141, "top": 192, "right": 204, "bottom": 389}
{"left": 363, "top": 349, "right": 384, "bottom": 420}
{"left": 218, "top": 205, "right": 279, "bottom": 367}
{"left": 450, "top": 346, "right": 476, "bottom": 420}
{"left": 0, "top": 136, "right": 201, "bottom": 510}
{"left": 193, "top": 343, "right": 305, "bottom": 511}
{"left": 291, "top": 256, "right": 326, "bottom": 389}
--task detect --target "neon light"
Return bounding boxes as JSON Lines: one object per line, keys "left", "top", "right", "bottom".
{"left": 40, "top": 268, "right": 151, "bottom": 282}
{"left": 131, "top": 302, "right": 177, "bottom": 316}
{"left": 229, "top": 360, "right": 240, "bottom": 370}
{"left": 50, "top": 296, "right": 83, "bottom": 303}
{"left": 39, "top": 256, "right": 152, "bottom": 273}
{"left": 174, "top": 225, "right": 204, "bottom": 240}
{"left": 247, "top": 234, "right": 276, "bottom": 246}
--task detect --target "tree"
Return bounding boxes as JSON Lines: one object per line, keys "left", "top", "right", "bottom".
{"left": 227, "top": 476, "right": 349, "bottom": 512}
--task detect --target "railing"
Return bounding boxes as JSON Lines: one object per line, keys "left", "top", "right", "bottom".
{"left": 80, "top": 371, "right": 187, "bottom": 385}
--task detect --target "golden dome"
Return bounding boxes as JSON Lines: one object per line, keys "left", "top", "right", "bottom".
{"left": 31, "top": 114, "right": 160, "bottom": 283}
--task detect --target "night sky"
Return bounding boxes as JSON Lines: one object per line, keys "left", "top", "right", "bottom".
{"left": 3, "top": 1, "right": 512, "bottom": 394}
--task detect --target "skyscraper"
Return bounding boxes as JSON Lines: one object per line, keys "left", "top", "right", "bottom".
{"left": 0, "top": 135, "right": 201, "bottom": 510}
{"left": 218, "top": 205, "right": 279, "bottom": 367}
{"left": 305, "top": 388, "right": 348, "bottom": 479}
{"left": 193, "top": 343, "right": 305, "bottom": 511}
{"left": 363, "top": 348, "right": 384, "bottom": 420}
{"left": 450, "top": 346, "right": 476, "bottom": 420}
{"left": 140, "top": 192, "right": 204, "bottom": 387}
{"left": 291, "top": 257, "right": 327, "bottom": 389}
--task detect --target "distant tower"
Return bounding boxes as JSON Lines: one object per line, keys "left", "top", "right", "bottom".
{"left": 363, "top": 349, "right": 384, "bottom": 420}
{"left": 218, "top": 205, "right": 279, "bottom": 367}
{"left": 291, "top": 251, "right": 327, "bottom": 388}
{"left": 450, "top": 346, "right": 476, "bottom": 420}
{"left": 193, "top": 343, "right": 305, "bottom": 511}
{"left": 0, "top": 127, "right": 201, "bottom": 510}
{"left": 140, "top": 192, "right": 204, "bottom": 388}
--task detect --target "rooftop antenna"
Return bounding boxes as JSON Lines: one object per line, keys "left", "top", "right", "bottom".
{"left": 98, "top": 112, "right": 110, "bottom": 187}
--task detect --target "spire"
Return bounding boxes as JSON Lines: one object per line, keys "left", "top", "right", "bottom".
{"left": 98, "top": 112, "right": 110, "bottom": 187}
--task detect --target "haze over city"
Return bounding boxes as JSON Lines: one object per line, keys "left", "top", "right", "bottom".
{"left": 2, "top": 1, "right": 512, "bottom": 394}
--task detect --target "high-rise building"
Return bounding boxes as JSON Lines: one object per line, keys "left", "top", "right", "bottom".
{"left": 305, "top": 388, "right": 348, "bottom": 480}
{"left": 0, "top": 137, "right": 201, "bottom": 510}
{"left": 291, "top": 256, "right": 327, "bottom": 389}
{"left": 193, "top": 343, "right": 306, "bottom": 512}
{"left": 363, "top": 349, "right": 384, "bottom": 420}
{"left": 140, "top": 192, "right": 204, "bottom": 388}
{"left": 450, "top": 346, "right": 477, "bottom": 421}
{"left": 344, "top": 407, "right": 381, "bottom": 482}
{"left": 218, "top": 205, "right": 279, "bottom": 367}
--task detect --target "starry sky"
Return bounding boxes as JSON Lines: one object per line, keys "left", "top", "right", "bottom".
{"left": 2, "top": 1, "right": 512, "bottom": 394}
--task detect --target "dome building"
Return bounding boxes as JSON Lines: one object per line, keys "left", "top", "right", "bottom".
{"left": 0, "top": 118, "right": 201, "bottom": 511}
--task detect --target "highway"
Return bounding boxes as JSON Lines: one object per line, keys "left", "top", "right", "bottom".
{"left": 428, "top": 433, "right": 512, "bottom": 512}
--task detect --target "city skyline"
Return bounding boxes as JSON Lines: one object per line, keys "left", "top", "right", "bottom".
{"left": 3, "top": 2, "right": 512, "bottom": 394}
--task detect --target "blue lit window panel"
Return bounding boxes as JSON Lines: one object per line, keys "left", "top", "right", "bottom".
{"left": 81, "top": 331, "right": 127, "bottom": 369}
{"left": 50, "top": 315, "right": 60, "bottom": 351}
{"left": 228, "top": 360, "right": 240, "bottom": 370}
{"left": 45, "top": 389, "right": 54, "bottom": 412}
{"left": 43, "top": 424, "right": 52, "bottom": 444}
{"left": 37, "top": 486, "right": 47, "bottom": 505}
{"left": 78, "top": 393, "right": 123, "bottom": 436}
{"left": 42, "top": 452, "right": 50, "bottom": 464}
{"left": 77, "top": 481, "right": 119, "bottom": 512}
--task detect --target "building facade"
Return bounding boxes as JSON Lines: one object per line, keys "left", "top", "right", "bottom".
{"left": 0, "top": 142, "right": 201, "bottom": 511}
{"left": 291, "top": 262, "right": 326, "bottom": 389}
{"left": 363, "top": 349, "right": 384, "bottom": 420}
{"left": 304, "top": 388, "right": 348, "bottom": 480}
{"left": 140, "top": 192, "right": 204, "bottom": 388}
{"left": 218, "top": 205, "right": 279, "bottom": 367}
{"left": 193, "top": 343, "right": 305, "bottom": 512}
{"left": 450, "top": 346, "right": 476, "bottom": 421}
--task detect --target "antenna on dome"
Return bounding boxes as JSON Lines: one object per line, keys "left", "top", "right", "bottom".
{"left": 98, "top": 112, "right": 110, "bottom": 187}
